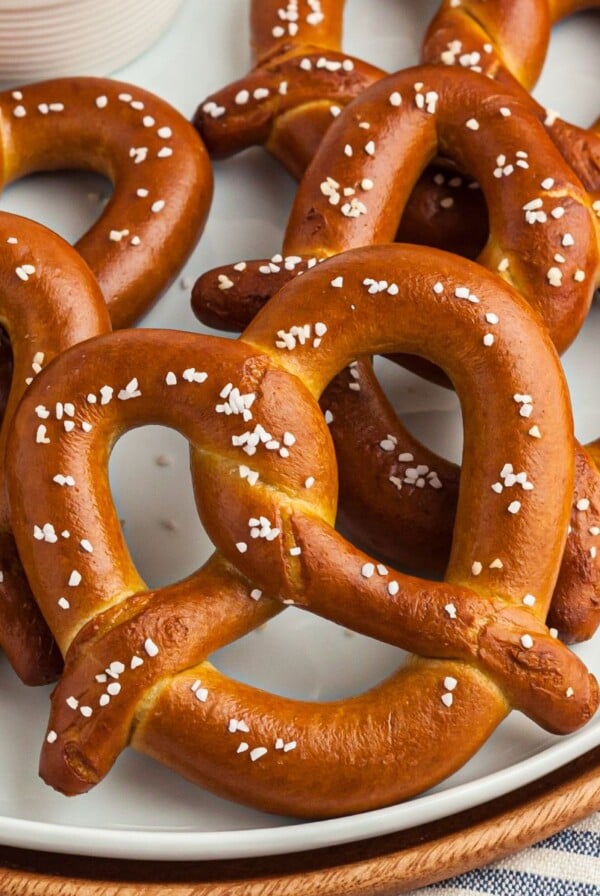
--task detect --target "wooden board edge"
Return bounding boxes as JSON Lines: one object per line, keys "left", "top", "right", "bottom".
{"left": 0, "top": 745, "right": 598, "bottom": 895}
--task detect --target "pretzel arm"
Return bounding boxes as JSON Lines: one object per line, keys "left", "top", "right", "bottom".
{"left": 192, "top": 256, "right": 316, "bottom": 330}
{"left": 0, "top": 212, "right": 111, "bottom": 683}
{"left": 250, "top": 0, "right": 344, "bottom": 62}
{"left": 41, "top": 554, "right": 280, "bottom": 796}
{"left": 0, "top": 78, "right": 212, "bottom": 328}
{"left": 194, "top": 50, "right": 382, "bottom": 162}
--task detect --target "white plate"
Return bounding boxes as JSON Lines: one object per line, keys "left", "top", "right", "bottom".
{"left": 0, "top": 0, "right": 599, "bottom": 864}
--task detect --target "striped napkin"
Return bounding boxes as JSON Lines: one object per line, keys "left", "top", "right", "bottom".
{"left": 412, "top": 812, "right": 600, "bottom": 894}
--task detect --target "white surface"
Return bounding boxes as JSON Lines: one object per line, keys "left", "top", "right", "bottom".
{"left": 0, "top": 0, "right": 599, "bottom": 863}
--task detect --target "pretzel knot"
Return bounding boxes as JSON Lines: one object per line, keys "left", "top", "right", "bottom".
{"left": 0, "top": 77, "right": 212, "bottom": 327}
{"left": 0, "top": 211, "right": 111, "bottom": 684}
{"left": 8, "top": 245, "right": 598, "bottom": 817}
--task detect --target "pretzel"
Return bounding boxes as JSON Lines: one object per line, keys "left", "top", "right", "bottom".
{"left": 194, "top": 64, "right": 600, "bottom": 640}
{"left": 197, "top": 65, "right": 599, "bottom": 352}
{"left": 7, "top": 245, "right": 598, "bottom": 817}
{"left": 194, "top": 0, "right": 600, "bottom": 255}
{"left": 0, "top": 77, "right": 213, "bottom": 328}
{"left": 0, "top": 211, "right": 111, "bottom": 684}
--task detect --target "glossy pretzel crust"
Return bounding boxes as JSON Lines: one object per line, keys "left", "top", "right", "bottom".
{"left": 7, "top": 246, "right": 598, "bottom": 817}
{"left": 0, "top": 212, "right": 111, "bottom": 683}
{"left": 0, "top": 77, "right": 213, "bottom": 328}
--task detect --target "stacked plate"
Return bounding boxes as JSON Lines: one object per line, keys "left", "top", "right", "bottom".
{"left": 0, "top": 0, "right": 183, "bottom": 84}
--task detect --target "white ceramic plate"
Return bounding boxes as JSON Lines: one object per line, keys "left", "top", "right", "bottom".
{"left": 0, "top": 0, "right": 599, "bottom": 863}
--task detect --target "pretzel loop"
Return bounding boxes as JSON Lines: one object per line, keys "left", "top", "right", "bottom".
{"left": 0, "top": 78, "right": 213, "bottom": 328}
{"left": 283, "top": 65, "right": 598, "bottom": 352}
{"left": 0, "top": 211, "right": 111, "bottom": 683}
{"left": 8, "top": 245, "right": 597, "bottom": 816}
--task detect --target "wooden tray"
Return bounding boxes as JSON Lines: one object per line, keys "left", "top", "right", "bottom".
{"left": 0, "top": 744, "right": 598, "bottom": 895}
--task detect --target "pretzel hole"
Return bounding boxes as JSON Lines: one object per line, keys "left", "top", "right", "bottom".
{"left": 536, "top": 10, "right": 600, "bottom": 126}
{"left": 211, "top": 153, "right": 295, "bottom": 261}
{"left": 374, "top": 356, "right": 463, "bottom": 465}
{"left": 1, "top": 170, "right": 112, "bottom": 245}
{"left": 108, "top": 426, "right": 209, "bottom": 588}
{"left": 343, "top": 0, "right": 436, "bottom": 72}
{"left": 213, "top": 607, "right": 407, "bottom": 701}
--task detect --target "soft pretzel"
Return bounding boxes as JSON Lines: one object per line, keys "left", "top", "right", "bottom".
{"left": 194, "top": 0, "right": 599, "bottom": 257}
{"left": 0, "top": 211, "right": 111, "bottom": 684}
{"left": 193, "top": 63, "right": 600, "bottom": 641}
{"left": 7, "top": 245, "right": 598, "bottom": 817}
{"left": 0, "top": 77, "right": 213, "bottom": 328}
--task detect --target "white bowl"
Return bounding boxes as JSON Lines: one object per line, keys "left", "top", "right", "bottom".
{"left": 0, "top": 0, "right": 183, "bottom": 83}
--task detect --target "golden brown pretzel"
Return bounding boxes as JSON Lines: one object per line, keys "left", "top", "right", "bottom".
{"left": 7, "top": 245, "right": 598, "bottom": 816}
{"left": 0, "top": 77, "right": 213, "bottom": 328}
{"left": 0, "top": 211, "right": 111, "bottom": 684}
{"left": 193, "top": 63, "right": 600, "bottom": 641}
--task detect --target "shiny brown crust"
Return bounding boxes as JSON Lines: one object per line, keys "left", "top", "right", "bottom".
{"left": 0, "top": 77, "right": 213, "bottom": 328}
{"left": 422, "top": 1, "right": 600, "bottom": 196}
{"left": 7, "top": 245, "right": 598, "bottom": 816}
{"left": 0, "top": 211, "right": 111, "bottom": 684}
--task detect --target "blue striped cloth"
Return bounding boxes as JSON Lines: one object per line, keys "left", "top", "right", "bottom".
{"left": 410, "top": 812, "right": 600, "bottom": 894}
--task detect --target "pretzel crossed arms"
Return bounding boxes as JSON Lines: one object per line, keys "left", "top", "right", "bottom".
{"left": 7, "top": 246, "right": 598, "bottom": 817}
